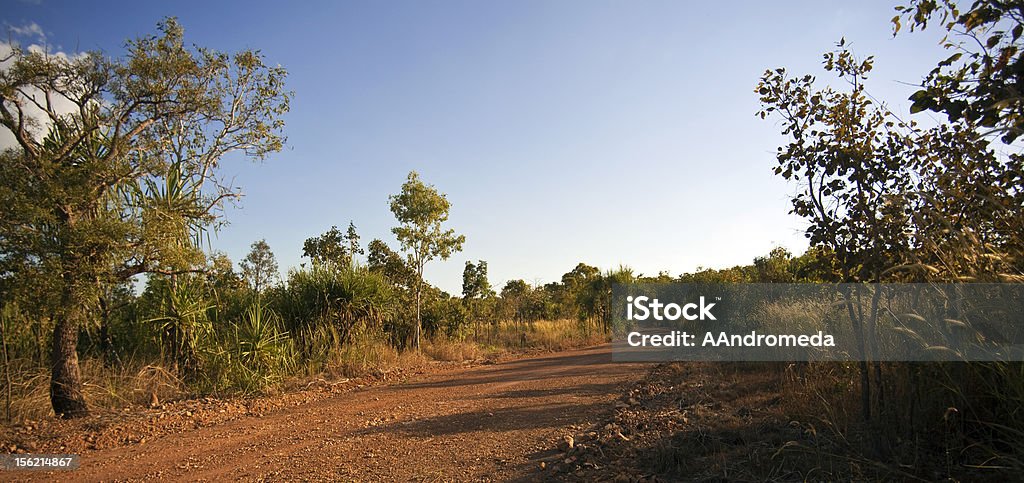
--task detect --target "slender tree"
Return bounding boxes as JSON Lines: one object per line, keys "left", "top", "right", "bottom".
{"left": 345, "top": 221, "right": 363, "bottom": 264}
{"left": 389, "top": 171, "right": 464, "bottom": 349}
{"left": 240, "top": 239, "right": 279, "bottom": 295}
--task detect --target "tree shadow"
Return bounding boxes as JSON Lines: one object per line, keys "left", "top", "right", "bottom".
{"left": 355, "top": 400, "right": 608, "bottom": 438}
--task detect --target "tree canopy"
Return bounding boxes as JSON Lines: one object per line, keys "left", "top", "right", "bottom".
{"left": 0, "top": 17, "right": 290, "bottom": 416}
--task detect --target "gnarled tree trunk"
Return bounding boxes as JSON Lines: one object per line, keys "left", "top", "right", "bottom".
{"left": 50, "top": 275, "right": 88, "bottom": 418}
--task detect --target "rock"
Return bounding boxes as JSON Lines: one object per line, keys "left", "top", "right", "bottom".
{"left": 561, "top": 434, "right": 575, "bottom": 451}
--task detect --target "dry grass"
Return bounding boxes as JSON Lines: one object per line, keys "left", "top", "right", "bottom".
{"left": 1, "top": 318, "right": 605, "bottom": 425}
{"left": 423, "top": 339, "right": 482, "bottom": 361}
{"left": 325, "top": 335, "right": 402, "bottom": 378}
{"left": 2, "top": 357, "right": 189, "bottom": 422}
{"left": 470, "top": 319, "right": 607, "bottom": 352}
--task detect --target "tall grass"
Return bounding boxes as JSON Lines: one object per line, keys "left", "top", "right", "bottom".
{"left": 769, "top": 289, "right": 1024, "bottom": 478}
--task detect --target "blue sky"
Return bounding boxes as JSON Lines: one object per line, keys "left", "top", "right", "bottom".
{"left": 3, "top": 0, "right": 950, "bottom": 294}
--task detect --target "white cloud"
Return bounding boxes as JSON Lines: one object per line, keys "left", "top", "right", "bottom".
{"left": 0, "top": 36, "right": 83, "bottom": 151}
{"left": 6, "top": 22, "right": 45, "bottom": 42}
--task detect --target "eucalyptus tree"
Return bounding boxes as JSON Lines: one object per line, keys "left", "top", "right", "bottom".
{"left": 0, "top": 18, "right": 290, "bottom": 417}
{"left": 240, "top": 239, "right": 279, "bottom": 295}
{"left": 389, "top": 171, "right": 464, "bottom": 350}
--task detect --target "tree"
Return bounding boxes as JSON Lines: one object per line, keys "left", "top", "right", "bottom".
{"left": 389, "top": 171, "right": 465, "bottom": 350}
{"left": 367, "top": 238, "right": 417, "bottom": 288}
{"left": 462, "top": 260, "right": 493, "bottom": 300}
{"left": 0, "top": 18, "right": 290, "bottom": 416}
{"left": 896, "top": 0, "right": 1024, "bottom": 143}
{"left": 756, "top": 5, "right": 1024, "bottom": 422}
{"left": 302, "top": 226, "right": 349, "bottom": 268}
{"left": 753, "top": 247, "right": 796, "bottom": 283}
{"left": 345, "top": 221, "right": 363, "bottom": 263}
{"left": 240, "top": 239, "right": 279, "bottom": 295}
{"left": 462, "top": 260, "right": 494, "bottom": 337}
{"left": 895, "top": 0, "right": 1024, "bottom": 279}
{"left": 500, "top": 279, "right": 530, "bottom": 325}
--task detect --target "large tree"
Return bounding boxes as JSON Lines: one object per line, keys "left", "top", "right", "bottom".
{"left": 0, "top": 19, "right": 290, "bottom": 417}
{"left": 389, "top": 171, "right": 464, "bottom": 350}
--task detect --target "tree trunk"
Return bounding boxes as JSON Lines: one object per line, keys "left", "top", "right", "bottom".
{"left": 50, "top": 285, "right": 88, "bottom": 418}
{"left": 844, "top": 288, "right": 871, "bottom": 423}
{"left": 414, "top": 275, "right": 422, "bottom": 351}
{"left": 2, "top": 314, "right": 12, "bottom": 422}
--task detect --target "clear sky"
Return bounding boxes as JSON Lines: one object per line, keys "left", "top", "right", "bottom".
{"left": 2, "top": 0, "right": 950, "bottom": 294}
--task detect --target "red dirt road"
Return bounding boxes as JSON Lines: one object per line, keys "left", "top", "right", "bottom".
{"left": 6, "top": 345, "right": 647, "bottom": 481}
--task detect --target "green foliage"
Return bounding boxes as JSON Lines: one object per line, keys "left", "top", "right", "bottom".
{"left": 302, "top": 225, "right": 358, "bottom": 268}
{"left": 0, "top": 17, "right": 291, "bottom": 416}
{"left": 223, "top": 304, "right": 294, "bottom": 393}
{"left": 240, "top": 239, "right": 280, "bottom": 294}
{"left": 345, "top": 222, "right": 363, "bottom": 259}
{"left": 462, "top": 260, "right": 493, "bottom": 300}
{"left": 757, "top": 45, "right": 924, "bottom": 283}
{"left": 755, "top": 2, "right": 1024, "bottom": 475}
{"left": 389, "top": 172, "right": 466, "bottom": 270}
{"left": 274, "top": 265, "right": 396, "bottom": 353}
{"left": 422, "top": 295, "right": 468, "bottom": 339}
{"left": 367, "top": 238, "right": 417, "bottom": 288}
{"left": 143, "top": 276, "right": 215, "bottom": 375}
{"left": 389, "top": 171, "right": 465, "bottom": 349}
{"left": 896, "top": 0, "right": 1024, "bottom": 143}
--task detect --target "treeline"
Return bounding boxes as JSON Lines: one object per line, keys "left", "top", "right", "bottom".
{"left": 0, "top": 222, "right": 616, "bottom": 416}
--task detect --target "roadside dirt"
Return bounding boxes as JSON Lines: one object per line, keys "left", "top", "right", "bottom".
{"left": 544, "top": 362, "right": 804, "bottom": 482}
{"left": 1, "top": 344, "right": 648, "bottom": 481}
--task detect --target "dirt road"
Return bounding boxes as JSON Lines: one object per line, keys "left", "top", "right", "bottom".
{"left": 7, "top": 344, "right": 646, "bottom": 481}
